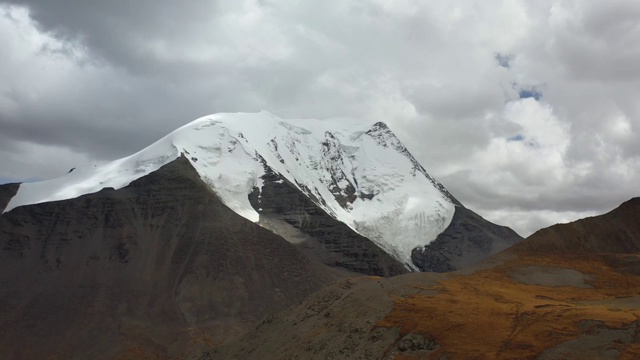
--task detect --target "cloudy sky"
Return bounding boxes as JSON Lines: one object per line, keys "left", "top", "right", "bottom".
{"left": 1, "top": 0, "right": 639, "bottom": 236}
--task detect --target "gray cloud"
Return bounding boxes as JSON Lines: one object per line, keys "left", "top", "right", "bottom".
{"left": 1, "top": 0, "right": 639, "bottom": 236}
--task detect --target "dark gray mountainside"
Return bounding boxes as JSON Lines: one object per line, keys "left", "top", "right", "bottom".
{"left": 0, "top": 156, "right": 345, "bottom": 359}
{"left": 250, "top": 165, "right": 408, "bottom": 277}
{"left": 411, "top": 206, "right": 523, "bottom": 272}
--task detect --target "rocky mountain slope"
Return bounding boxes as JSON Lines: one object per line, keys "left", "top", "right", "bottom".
{"left": 211, "top": 198, "right": 640, "bottom": 360}
{"left": 0, "top": 157, "right": 345, "bottom": 359}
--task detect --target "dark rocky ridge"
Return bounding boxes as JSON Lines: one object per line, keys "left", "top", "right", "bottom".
{"left": 249, "top": 165, "right": 408, "bottom": 277}
{"left": 411, "top": 206, "right": 523, "bottom": 272}
{"left": 510, "top": 197, "right": 640, "bottom": 255}
{"left": 0, "top": 182, "right": 19, "bottom": 213}
{"left": 0, "top": 156, "right": 342, "bottom": 360}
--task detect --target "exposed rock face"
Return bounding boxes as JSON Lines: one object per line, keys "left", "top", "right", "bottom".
{"left": 411, "top": 206, "right": 523, "bottom": 272}
{"left": 249, "top": 166, "right": 408, "bottom": 277}
{"left": 0, "top": 183, "right": 19, "bottom": 213}
{"left": 0, "top": 157, "right": 341, "bottom": 360}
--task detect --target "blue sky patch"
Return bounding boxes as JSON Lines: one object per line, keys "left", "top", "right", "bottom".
{"left": 519, "top": 88, "right": 542, "bottom": 100}
{"left": 495, "top": 53, "right": 513, "bottom": 68}
{"left": 507, "top": 134, "right": 525, "bottom": 142}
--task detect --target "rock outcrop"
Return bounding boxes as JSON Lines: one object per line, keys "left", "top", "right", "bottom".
{"left": 411, "top": 206, "right": 523, "bottom": 272}
{"left": 0, "top": 183, "right": 19, "bottom": 213}
{"left": 249, "top": 166, "right": 408, "bottom": 277}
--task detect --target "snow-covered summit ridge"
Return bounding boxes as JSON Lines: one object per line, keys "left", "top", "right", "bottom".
{"left": 4, "top": 111, "right": 457, "bottom": 269}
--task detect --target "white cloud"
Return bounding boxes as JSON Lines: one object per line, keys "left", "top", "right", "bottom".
{"left": 0, "top": 139, "right": 96, "bottom": 181}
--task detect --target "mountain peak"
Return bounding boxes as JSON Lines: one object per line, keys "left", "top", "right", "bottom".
{"left": 370, "top": 121, "right": 389, "bottom": 130}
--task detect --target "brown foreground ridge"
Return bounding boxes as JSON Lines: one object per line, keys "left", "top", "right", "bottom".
{"left": 211, "top": 198, "right": 640, "bottom": 359}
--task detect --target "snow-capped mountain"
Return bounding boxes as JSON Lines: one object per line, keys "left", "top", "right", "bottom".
{"left": 5, "top": 111, "right": 461, "bottom": 269}
{"left": 0, "top": 111, "right": 526, "bottom": 359}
